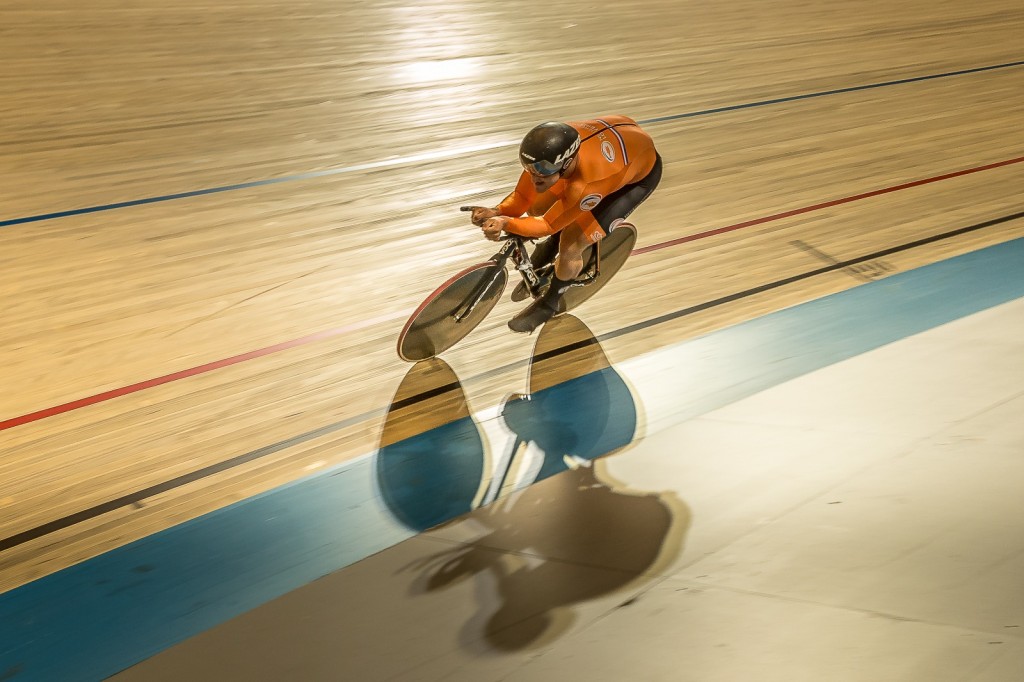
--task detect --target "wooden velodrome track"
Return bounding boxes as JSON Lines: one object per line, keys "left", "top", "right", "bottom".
{"left": 1, "top": 0, "right": 1022, "bottom": 594}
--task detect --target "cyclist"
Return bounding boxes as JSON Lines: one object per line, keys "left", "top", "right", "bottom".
{"left": 466, "top": 115, "right": 662, "bottom": 333}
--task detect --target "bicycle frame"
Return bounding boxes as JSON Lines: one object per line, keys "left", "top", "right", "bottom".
{"left": 451, "top": 229, "right": 611, "bottom": 323}
{"left": 453, "top": 235, "right": 536, "bottom": 322}
{"left": 398, "top": 222, "right": 634, "bottom": 362}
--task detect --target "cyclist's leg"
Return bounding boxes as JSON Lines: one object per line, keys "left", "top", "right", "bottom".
{"left": 590, "top": 153, "right": 663, "bottom": 237}
{"left": 530, "top": 234, "right": 560, "bottom": 270}
{"left": 554, "top": 223, "right": 593, "bottom": 281}
{"left": 509, "top": 225, "right": 590, "bottom": 333}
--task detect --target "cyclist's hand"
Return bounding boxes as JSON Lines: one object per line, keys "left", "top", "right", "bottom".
{"left": 461, "top": 205, "right": 500, "bottom": 227}
{"left": 482, "top": 216, "right": 509, "bottom": 241}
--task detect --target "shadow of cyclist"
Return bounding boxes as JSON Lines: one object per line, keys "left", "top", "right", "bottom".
{"left": 409, "top": 315, "right": 690, "bottom": 652}
{"left": 375, "top": 357, "right": 487, "bottom": 532}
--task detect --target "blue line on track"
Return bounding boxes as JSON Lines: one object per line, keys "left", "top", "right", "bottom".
{"left": 2, "top": 59, "right": 1022, "bottom": 229}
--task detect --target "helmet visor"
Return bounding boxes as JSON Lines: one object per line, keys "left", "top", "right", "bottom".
{"left": 521, "top": 158, "right": 564, "bottom": 177}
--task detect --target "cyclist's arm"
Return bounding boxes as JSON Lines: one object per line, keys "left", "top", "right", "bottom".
{"left": 504, "top": 213, "right": 561, "bottom": 238}
{"left": 505, "top": 181, "right": 601, "bottom": 238}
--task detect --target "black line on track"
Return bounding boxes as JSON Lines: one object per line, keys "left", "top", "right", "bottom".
{"left": 2, "top": 209, "right": 1022, "bottom": 553}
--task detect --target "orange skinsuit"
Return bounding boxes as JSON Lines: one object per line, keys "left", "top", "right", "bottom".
{"left": 497, "top": 115, "right": 658, "bottom": 242}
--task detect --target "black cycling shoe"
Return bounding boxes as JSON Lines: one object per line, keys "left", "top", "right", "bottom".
{"left": 508, "top": 297, "right": 559, "bottom": 334}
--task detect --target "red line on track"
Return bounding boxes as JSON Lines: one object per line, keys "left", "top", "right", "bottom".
{"left": 3, "top": 155, "right": 1023, "bottom": 432}
{"left": 0, "top": 311, "right": 410, "bottom": 432}
{"left": 631, "top": 155, "right": 1024, "bottom": 255}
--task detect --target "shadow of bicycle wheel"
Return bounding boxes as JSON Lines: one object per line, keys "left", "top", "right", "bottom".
{"left": 375, "top": 358, "right": 487, "bottom": 532}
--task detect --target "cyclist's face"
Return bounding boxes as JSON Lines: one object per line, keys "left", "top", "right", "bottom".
{"left": 525, "top": 156, "right": 575, "bottom": 193}
{"left": 527, "top": 168, "right": 561, "bottom": 193}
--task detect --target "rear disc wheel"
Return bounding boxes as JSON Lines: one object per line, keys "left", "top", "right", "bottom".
{"left": 559, "top": 223, "right": 637, "bottom": 314}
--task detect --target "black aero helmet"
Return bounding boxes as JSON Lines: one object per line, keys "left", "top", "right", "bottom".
{"left": 519, "top": 122, "right": 581, "bottom": 176}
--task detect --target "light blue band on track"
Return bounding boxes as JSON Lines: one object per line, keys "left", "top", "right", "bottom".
{"left": 2, "top": 237, "right": 1023, "bottom": 681}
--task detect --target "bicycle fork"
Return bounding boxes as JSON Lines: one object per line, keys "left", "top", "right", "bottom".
{"left": 453, "top": 238, "right": 540, "bottom": 322}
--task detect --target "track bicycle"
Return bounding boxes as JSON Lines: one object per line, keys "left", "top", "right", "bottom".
{"left": 397, "top": 210, "right": 637, "bottom": 362}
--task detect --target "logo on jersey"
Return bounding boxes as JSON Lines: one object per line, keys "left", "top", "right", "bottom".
{"left": 600, "top": 140, "right": 616, "bottom": 163}
{"left": 579, "top": 193, "right": 602, "bottom": 211}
